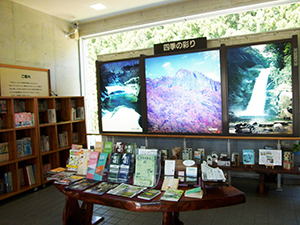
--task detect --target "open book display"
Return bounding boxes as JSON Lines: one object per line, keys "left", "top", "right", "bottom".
{"left": 201, "top": 161, "right": 226, "bottom": 182}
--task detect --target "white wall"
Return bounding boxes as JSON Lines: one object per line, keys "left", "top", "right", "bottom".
{"left": 0, "top": 0, "right": 81, "bottom": 96}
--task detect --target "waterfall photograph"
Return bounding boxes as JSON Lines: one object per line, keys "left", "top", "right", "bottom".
{"left": 227, "top": 41, "right": 293, "bottom": 135}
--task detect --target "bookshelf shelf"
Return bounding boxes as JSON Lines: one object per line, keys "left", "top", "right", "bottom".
{"left": 0, "top": 96, "right": 87, "bottom": 201}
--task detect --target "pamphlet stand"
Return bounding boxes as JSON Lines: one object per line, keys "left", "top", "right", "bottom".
{"left": 265, "top": 164, "right": 275, "bottom": 169}
{"left": 244, "top": 164, "right": 254, "bottom": 169}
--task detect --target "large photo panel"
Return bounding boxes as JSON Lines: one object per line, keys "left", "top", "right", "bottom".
{"left": 96, "top": 58, "right": 143, "bottom": 133}
{"left": 227, "top": 38, "right": 296, "bottom": 136}
{"left": 144, "top": 49, "right": 222, "bottom": 134}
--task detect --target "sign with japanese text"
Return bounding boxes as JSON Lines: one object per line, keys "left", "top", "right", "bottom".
{"left": 154, "top": 37, "right": 207, "bottom": 55}
{"left": 0, "top": 64, "right": 50, "bottom": 97}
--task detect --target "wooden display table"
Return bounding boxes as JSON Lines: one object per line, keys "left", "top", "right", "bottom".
{"left": 54, "top": 180, "right": 245, "bottom": 225}
{"left": 216, "top": 164, "right": 300, "bottom": 196}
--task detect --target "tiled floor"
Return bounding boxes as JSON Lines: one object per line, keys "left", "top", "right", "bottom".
{"left": 0, "top": 177, "right": 300, "bottom": 225}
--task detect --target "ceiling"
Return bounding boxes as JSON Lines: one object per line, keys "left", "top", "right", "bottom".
{"left": 10, "top": 0, "right": 185, "bottom": 23}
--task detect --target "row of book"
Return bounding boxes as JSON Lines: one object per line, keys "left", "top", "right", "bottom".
{"left": 98, "top": 141, "right": 206, "bottom": 164}
{"left": 0, "top": 116, "right": 3, "bottom": 129}
{"left": 14, "top": 100, "right": 25, "bottom": 113}
{"left": 0, "top": 142, "right": 9, "bottom": 162}
{"left": 0, "top": 171, "right": 12, "bottom": 193}
{"left": 40, "top": 135, "right": 50, "bottom": 152}
{"left": 0, "top": 100, "right": 7, "bottom": 113}
{"left": 58, "top": 131, "right": 68, "bottom": 148}
{"left": 70, "top": 107, "right": 85, "bottom": 121}
{"left": 16, "top": 137, "right": 32, "bottom": 158}
{"left": 15, "top": 112, "right": 34, "bottom": 127}
{"left": 0, "top": 165, "right": 36, "bottom": 194}
{"left": 19, "top": 165, "right": 36, "bottom": 186}
{"left": 47, "top": 168, "right": 202, "bottom": 202}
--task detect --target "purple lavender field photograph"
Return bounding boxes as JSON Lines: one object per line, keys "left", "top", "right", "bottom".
{"left": 145, "top": 50, "right": 222, "bottom": 134}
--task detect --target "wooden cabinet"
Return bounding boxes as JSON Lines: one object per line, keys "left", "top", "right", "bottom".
{"left": 0, "top": 96, "right": 87, "bottom": 201}
{"left": 37, "top": 97, "right": 87, "bottom": 184}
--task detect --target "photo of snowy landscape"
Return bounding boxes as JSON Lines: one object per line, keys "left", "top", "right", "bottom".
{"left": 99, "top": 59, "right": 143, "bottom": 132}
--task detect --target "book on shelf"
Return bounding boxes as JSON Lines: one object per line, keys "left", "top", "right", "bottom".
{"left": 47, "top": 108, "right": 56, "bottom": 123}
{"left": 72, "top": 132, "right": 78, "bottom": 144}
{"left": 58, "top": 131, "right": 68, "bottom": 148}
{"left": 161, "top": 148, "right": 170, "bottom": 160}
{"left": 164, "top": 160, "right": 175, "bottom": 178}
{"left": 194, "top": 148, "right": 203, "bottom": 164}
{"left": 42, "top": 163, "right": 51, "bottom": 178}
{"left": 171, "top": 147, "right": 181, "bottom": 159}
{"left": 182, "top": 148, "right": 192, "bottom": 160}
{"left": 46, "top": 171, "right": 76, "bottom": 182}
{"left": 48, "top": 167, "right": 66, "bottom": 174}
{"left": 259, "top": 149, "right": 282, "bottom": 166}
{"left": 44, "top": 136, "right": 50, "bottom": 151}
{"left": 116, "top": 142, "right": 126, "bottom": 153}
{"left": 243, "top": 149, "right": 255, "bottom": 165}
{"left": 16, "top": 139, "right": 24, "bottom": 158}
{"left": 84, "top": 182, "right": 118, "bottom": 195}
{"left": 160, "top": 189, "right": 184, "bottom": 202}
{"left": 107, "top": 153, "right": 122, "bottom": 183}
{"left": 103, "top": 142, "right": 113, "bottom": 156}
{"left": 15, "top": 112, "right": 33, "bottom": 127}
{"left": 186, "top": 166, "right": 198, "bottom": 184}
{"left": 54, "top": 175, "right": 84, "bottom": 185}
{"left": 125, "top": 143, "right": 136, "bottom": 154}
{"left": 38, "top": 100, "right": 47, "bottom": 111}
{"left": 94, "top": 152, "right": 108, "bottom": 181}
{"left": 0, "top": 99, "right": 7, "bottom": 113}
{"left": 117, "top": 154, "right": 131, "bottom": 183}
{"left": 95, "top": 141, "right": 103, "bottom": 153}
{"left": 86, "top": 151, "right": 100, "bottom": 180}
{"left": 18, "top": 168, "right": 26, "bottom": 187}
{"left": 71, "top": 144, "right": 83, "bottom": 150}
{"left": 0, "top": 142, "right": 9, "bottom": 162}
{"left": 134, "top": 154, "right": 156, "bottom": 187}
{"left": 161, "top": 178, "right": 179, "bottom": 191}
{"left": 24, "top": 165, "right": 36, "bottom": 186}
{"left": 137, "top": 189, "right": 161, "bottom": 200}
{"left": 184, "top": 187, "right": 203, "bottom": 199}
{"left": 107, "top": 183, "right": 146, "bottom": 198}
{"left": 66, "top": 149, "right": 80, "bottom": 171}
{"left": 23, "top": 137, "right": 32, "bottom": 156}
{"left": 65, "top": 178, "right": 99, "bottom": 191}
{"left": 14, "top": 99, "right": 25, "bottom": 112}
{"left": 77, "top": 149, "right": 91, "bottom": 175}
{"left": 76, "top": 107, "right": 84, "bottom": 119}
{"left": 71, "top": 108, "right": 76, "bottom": 121}
{"left": 3, "top": 171, "right": 13, "bottom": 193}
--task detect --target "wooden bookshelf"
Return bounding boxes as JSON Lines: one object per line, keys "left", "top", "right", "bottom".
{"left": 0, "top": 96, "right": 87, "bottom": 201}
{"left": 0, "top": 97, "right": 40, "bottom": 201}
{"left": 37, "top": 97, "right": 87, "bottom": 185}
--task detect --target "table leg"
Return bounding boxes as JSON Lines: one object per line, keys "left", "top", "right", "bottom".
{"left": 63, "top": 195, "right": 104, "bottom": 225}
{"left": 162, "top": 212, "right": 183, "bottom": 225}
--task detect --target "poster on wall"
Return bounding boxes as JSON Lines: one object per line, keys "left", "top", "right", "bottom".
{"left": 0, "top": 64, "right": 50, "bottom": 97}
{"left": 227, "top": 40, "right": 294, "bottom": 136}
{"left": 97, "top": 58, "right": 143, "bottom": 133}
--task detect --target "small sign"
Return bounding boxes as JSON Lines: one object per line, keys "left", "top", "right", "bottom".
{"left": 154, "top": 37, "right": 207, "bottom": 55}
{"left": 0, "top": 64, "right": 50, "bottom": 97}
